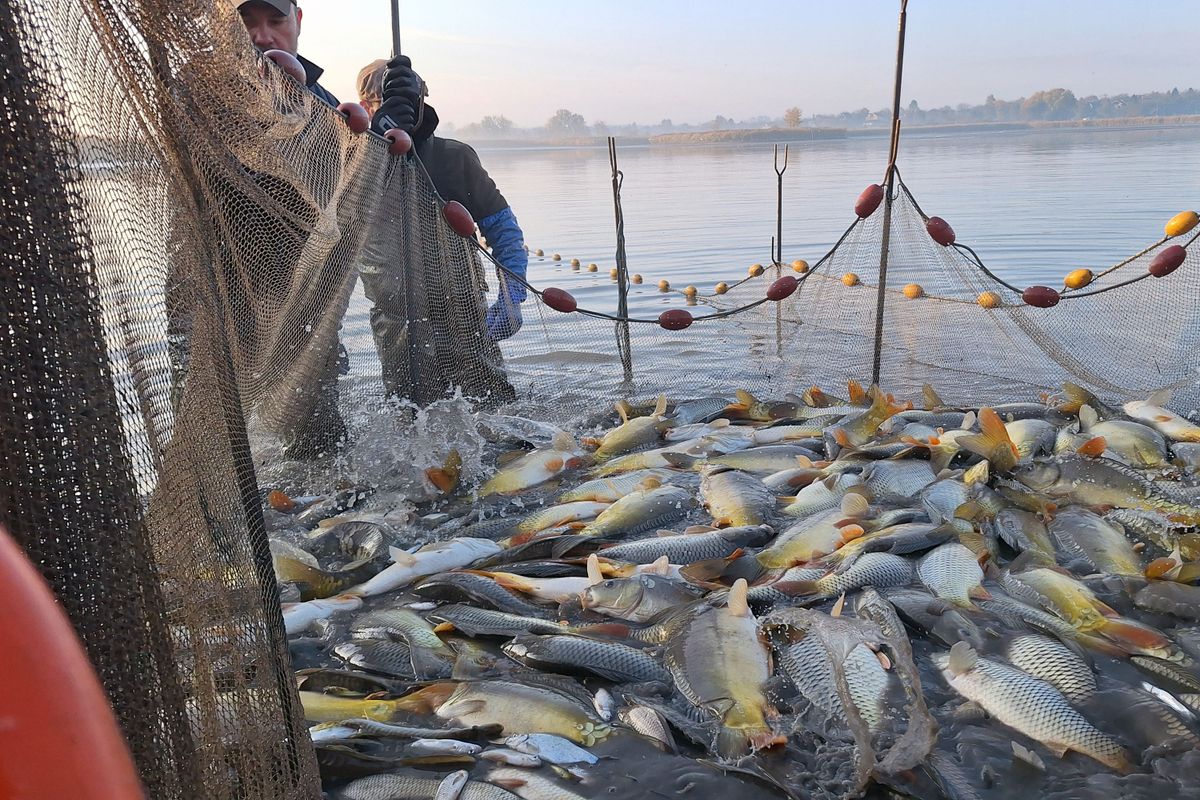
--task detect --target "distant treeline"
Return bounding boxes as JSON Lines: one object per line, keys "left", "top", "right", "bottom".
{"left": 445, "top": 87, "right": 1200, "bottom": 141}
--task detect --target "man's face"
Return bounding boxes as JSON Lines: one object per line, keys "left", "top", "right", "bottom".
{"left": 239, "top": 1, "right": 303, "bottom": 55}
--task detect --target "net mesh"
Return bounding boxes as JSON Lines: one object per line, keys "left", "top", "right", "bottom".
{"left": 1, "top": 0, "right": 1197, "bottom": 797}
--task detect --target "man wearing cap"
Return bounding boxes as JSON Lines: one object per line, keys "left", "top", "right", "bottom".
{"left": 238, "top": 0, "right": 338, "bottom": 106}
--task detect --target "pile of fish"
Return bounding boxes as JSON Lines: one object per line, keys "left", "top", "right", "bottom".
{"left": 271, "top": 381, "right": 1200, "bottom": 800}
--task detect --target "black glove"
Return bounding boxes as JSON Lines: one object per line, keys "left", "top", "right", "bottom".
{"left": 371, "top": 55, "right": 424, "bottom": 135}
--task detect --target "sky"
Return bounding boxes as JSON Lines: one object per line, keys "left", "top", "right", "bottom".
{"left": 294, "top": 1, "right": 1199, "bottom": 128}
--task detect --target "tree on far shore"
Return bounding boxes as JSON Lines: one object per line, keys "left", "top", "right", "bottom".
{"left": 783, "top": 106, "right": 803, "bottom": 127}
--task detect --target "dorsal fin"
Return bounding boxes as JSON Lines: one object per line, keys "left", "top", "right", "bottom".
{"left": 1079, "top": 404, "right": 1099, "bottom": 430}
{"left": 960, "top": 411, "right": 977, "bottom": 430}
{"left": 614, "top": 399, "right": 632, "bottom": 424}
{"left": 653, "top": 395, "right": 669, "bottom": 417}
{"left": 643, "top": 555, "right": 671, "bottom": 576}
{"left": 947, "top": 641, "right": 978, "bottom": 676}
{"left": 841, "top": 493, "right": 870, "bottom": 517}
{"left": 923, "top": 384, "right": 945, "bottom": 411}
{"left": 1148, "top": 388, "right": 1173, "bottom": 407}
{"left": 586, "top": 553, "right": 604, "bottom": 585}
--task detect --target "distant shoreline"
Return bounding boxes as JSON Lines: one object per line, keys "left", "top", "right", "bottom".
{"left": 466, "top": 115, "right": 1200, "bottom": 151}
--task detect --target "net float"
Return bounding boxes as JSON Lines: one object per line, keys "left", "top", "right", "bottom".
{"left": 1063, "top": 268, "right": 1093, "bottom": 290}
{"left": 570, "top": 258, "right": 580, "bottom": 267}
{"left": 842, "top": 272, "right": 860, "bottom": 287}
{"left": 534, "top": 248, "right": 544, "bottom": 257}
{"left": 658, "top": 279, "right": 671, "bottom": 291}
{"left": 1149, "top": 244, "right": 1186, "bottom": 277}
{"left": 977, "top": 291, "right": 1002, "bottom": 309}
{"left": 442, "top": 201, "right": 475, "bottom": 238}
{"left": 684, "top": 285, "right": 698, "bottom": 298}
{"left": 610, "top": 268, "right": 619, "bottom": 279}
{"left": 541, "top": 287, "right": 577, "bottom": 313}
{"left": 925, "top": 216, "right": 955, "bottom": 246}
{"left": 748, "top": 264, "right": 764, "bottom": 277}
{"left": 337, "top": 102, "right": 369, "bottom": 134}
{"left": 632, "top": 274, "right": 643, "bottom": 284}
{"left": 587, "top": 263, "right": 598, "bottom": 272}
{"left": 855, "top": 184, "right": 885, "bottom": 218}
{"left": 385, "top": 128, "right": 413, "bottom": 155}
{"left": 715, "top": 282, "right": 729, "bottom": 295}
{"left": 1165, "top": 210, "right": 1198, "bottom": 238}
{"left": 791, "top": 259, "right": 809, "bottom": 273}
{"left": 659, "top": 309, "right": 693, "bottom": 330}
{"left": 1022, "top": 285, "right": 1061, "bottom": 308}
{"left": 767, "top": 275, "right": 799, "bottom": 301}
{"left": 552, "top": 254, "right": 562, "bottom": 261}
{"left": 264, "top": 49, "right": 306, "bottom": 84}
{"left": 902, "top": 283, "right": 924, "bottom": 299}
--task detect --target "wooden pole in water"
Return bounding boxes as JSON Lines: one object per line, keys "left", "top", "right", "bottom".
{"left": 871, "top": 0, "right": 909, "bottom": 386}
{"left": 609, "top": 138, "right": 635, "bottom": 387}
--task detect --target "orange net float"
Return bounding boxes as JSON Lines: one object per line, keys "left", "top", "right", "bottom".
{"left": 442, "top": 201, "right": 475, "bottom": 238}
{"left": 855, "top": 184, "right": 885, "bottom": 218}
{"left": 1165, "top": 210, "right": 1199, "bottom": 238}
{"left": 0, "top": 526, "right": 144, "bottom": 799}
{"left": 714, "top": 282, "right": 729, "bottom": 295}
{"left": 541, "top": 287, "right": 577, "bottom": 313}
{"left": 657, "top": 279, "right": 671, "bottom": 291}
{"left": 767, "top": 275, "right": 799, "bottom": 301}
{"left": 264, "top": 49, "right": 306, "bottom": 83}
{"left": 659, "top": 309, "right": 694, "bottom": 330}
{"left": 902, "top": 283, "right": 924, "bottom": 299}
{"left": 1149, "top": 245, "right": 1187, "bottom": 278}
{"left": 748, "top": 264, "right": 765, "bottom": 277}
{"left": 337, "top": 102, "right": 370, "bottom": 134}
{"left": 791, "top": 259, "right": 809, "bottom": 273}
{"left": 683, "top": 285, "right": 699, "bottom": 298}
{"left": 842, "top": 272, "right": 860, "bottom": 287}
{"left": 977, "top": 291, "right": 1002, "bottom": 309}
{"left": 1022, "top": 285, "right": 1061, "bottom": 308}
{"left": 925, "top": 216, "right": 955, "bottom": 246}
{"left": 1063, "top": 268, "right": 1093, "bottom": 290}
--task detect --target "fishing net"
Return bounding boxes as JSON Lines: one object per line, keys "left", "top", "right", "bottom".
{"left": 1, "top": 0, "right": 1197, "bottom": 797}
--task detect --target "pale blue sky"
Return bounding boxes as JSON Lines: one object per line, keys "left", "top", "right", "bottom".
{"left": 296, "top": 1, "right": 1198, "bottom": 127}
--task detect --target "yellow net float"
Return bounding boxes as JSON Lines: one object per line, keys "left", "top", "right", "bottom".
{"left": 552, "top": 253, "right": 562, "bottom": 261}
{"left": 791, "top": 259, "right": 809, "bottom": 273}
{"left": 1063, "top": 268, "right": 1093, "bottom": 290}
{"left": 587, "top": 263, "right": 598, "bottom": 272}
{"left": 748, "top": 263, "right": 764, "bottom": 277}
{"left": 714, "top": 282, "right": 729, "bottom": 295}
{"left": 977, "top": 291, "right": 1002, "bottom": 309}
{"left": 683, "top": 285, "right": 698, "bottom": 298}
{"left": 1165, "top": 210, "right": 1198, "bottom": 238}
{"left": 902, "top": 283, "right": 923, "bottom": 299}
{"left": 631, "top": 274, "right": 643, "bottom": 284}
{"left": 842, "top": 272, "right": 860, "bottom": 286}
{"left": 570, "top": 257, "right": 581, "bottom": 267}
{"left": 658, "top": 279, "right": 671, "bottom": 291}
{"left": 609, "top": 268, "right": 619, "bottom": 279}
{"left": 534, "top": 248, "right": 544, "bottom": 257}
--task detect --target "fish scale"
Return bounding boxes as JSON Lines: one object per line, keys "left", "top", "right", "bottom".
{"left": 598, "top": 525, "right": 773, "bottom": 564}
{"left": 917, "top": 542, "right": 986, "bottom": 607}
{"left": 339, "top": 771, "right": 523, "bottom": 800}
{"left": 804, "top": 553, "right": 915, "bottom": 599}
{"left": 778, "top": 635, "right": 890, "bottom": 732}
{"left": 502, "top": 634, "right": 671, "bottom": 685}
{"left": 1003, "top": 633, "right": 1097, "bottom": 701}
{"left": 935, "top": 646, "right": 1130, "bottom": 771}
{"left": 701, "top": 469, "right": 776, "bottom": 527}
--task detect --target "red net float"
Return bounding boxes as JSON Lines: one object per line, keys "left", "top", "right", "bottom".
{"left": 337, "top": 102, "right": 370, "bottom": 134}
{"left": 1022, "top": 285, "right": 1061, "bottom": 308}
{"left": 442, "top": 201, "right": 475, "bottom": 238}
{"left": 767, "top": 275, "right": 799, "bottom": 301}
{"left": 926, "top": 216, "right": 956, "bottom": 246}
{"left": 541, "top": 287, "right": 577, "bottom": 313}
{"left": 264, "top": 49, "right": 306, "bottom": 84}
{"left": 855, "top": 184, "right": 885, "bottom": 218}
{"left": 659, "top": 309, "right": 694, "bottom": 330}
{"left": 385, "top": 128, "right": 413, "bottom": 155}
{"left": 1149, "top": 244, "right": 1186, "bottom": 278}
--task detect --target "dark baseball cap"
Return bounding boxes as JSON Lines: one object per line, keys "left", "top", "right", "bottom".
{"left": 238, "top": 0, "right": 295, "bottom": 15}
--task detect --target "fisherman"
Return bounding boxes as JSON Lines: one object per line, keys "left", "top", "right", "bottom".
{"left": 238, "top": 0, "right": 337, "bottom": 106}
{"left": 359, "top": 58, "right": 529, "bottom": 346}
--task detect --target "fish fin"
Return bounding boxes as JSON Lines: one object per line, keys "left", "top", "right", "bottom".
{"left": 923, "top": 384, "right": 945, "bottom": 411}
{"left": 847, "top": 379, "right": 869, "bottom": 406}
{"left": 683, "top": 524, "right": 719, "bottom": 534}
{"left": 1077, "top": 436, "right": 1107, "bottom": 458}
{"left": 832, "top": 428, "right": 853, "bottom": 448}
{"left": 396, "top": 682, "right": 459, "bottom": 714}
{"left": 583, "top": 553, "right": 606, "bottom": 585}
{"left": 715, "top": 727, "right": 750, "bottom": 759}
{"left": 840, "top": 493, "right": 870, "bottom": 517}
{"left": 433, "top": 622, "right": 457, "bottom": 633}
{"left": 491, "top": 778, "right": 528, "bottom": 790}
{"left": 552, "top": 431, "right": 577, "bottom": 452}
{"left": 1148, "top": 388, "right": 1173, "bottom": 407}
{"left": 1011, "top": 741, "right": 1046, "bottom": 771}
{"left": 750, "top": 730, "right": 787, "bottom": 753}
{"left": 662, "top": 453, "right": 701, "bottom": 470}
{"left": 581, "top": 436, "right": 603, "bottom": 449}
{"left": 1078, "top": 404, "right": 1099, "bottom": 431}
{"left": 947, "top": 641, "right": 978, "bottom": 676}
{"left": 875, "top": 649, "right": 893, "bottom": 670}
{"left": 485, "top": 572, "right": 537, "bottom": 593}
{"left": 653, "top": 395, "right": 669, "bottom": 417}
{"left": 1058, "top": 382, "right": 1096, "bottom": 414}
{"left": 637, "top": 475, "right": 665, "bottom": 491}
{"left": 727, "top": 578, "right": 751, "bottom": 617}
{"left": 614, "top": 399, "right": 632, "bottom": 424}
{"left": 830, "top": 592, "right": 846, "bottom": 617}
{"left": 838, "top": 524, "right": 866, "bottom": 543}
{"left": 796, "top": 455, "right": 814, "bottom": 468}
{"left": 1099, "top": 617, "right": 1171, "bottom": 652}
{"left": 959, "top": 408, "right": 1019, "bottom": 472}
{"left": 968, "top": 585, "right": 993, "bottom": 601}
{"left": 388, "top": 546, "right": 418, "bottom": 566}
{"left": 644, "top": 555, "right": 672, "bottom": 576}
{"left": 772, "top": 579, "right": 818, "bottom": 597}
{"left": 963, "top": 460, "right": 990, "bottom": 485}
{"left": 804, "top": 386, "right": 831, "bottom": 408}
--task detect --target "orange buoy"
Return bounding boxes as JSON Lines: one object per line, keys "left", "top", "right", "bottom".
{"left": 1063, "top": 268, "right": 1093, "bottom": 290}
{"left": 714, "top": 282, "right": 729, "bottom": 295}
{"left": 855, "top": 184, "right": 885, "bottom": 218}
{"left": 534, "top": 248, "right": 544, "bottom": 257}
{"left": 587, "top": 263, "right": 598, "bottom": 273}
{"left": 902, "top": 283, "right": 924, "bottom": 299}
{"left": 632, "top": 274, "right": 643, "bottom": 284}
{"left": 552, "top": 253, "right": 562, "bottom": 262}
{"left": 977, "top": 291, "right": 1002, "bottom": 309}
{"left": 0, "top": 526, "right": 144, "bottom": 799}
{"left": 684, "top": 285, "right": 698, "bottom": 298}
{"left": 1165, "top": 210, "right": 1199, "bottom": 238}
{"left": 658, "top": 279, "right": 671, "bottom": 291}
{"left": 610, "top": 268, "right": 619, "bottom": 279}
{"left": 842, "top": 273, "right": 860, "bottom": 287}
{"left": 748, "top": 263, "right": 765, "bottom": 277}
{"left": 570, "top": 258, "right": 581, "bottom": 267}
{"left": 791, "top": 259, "right": 809, "bottom": 273}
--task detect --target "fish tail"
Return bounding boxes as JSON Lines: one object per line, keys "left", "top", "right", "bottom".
{"left": 1058, "top": 382, "right": 1097, "bottom": 414}
{"left": 393, "top": 682, "right": 458, "bottom": 714}
{"left": 958, "top": 408, "right": 1019, "bottom": 472}
{"left": 1098, "top": 616, "right": 1171, "bottom": 653}
{"left": 847, "top": 380, "right": 869, "bottom": 406}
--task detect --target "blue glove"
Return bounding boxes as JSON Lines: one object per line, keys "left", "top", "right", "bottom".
{"left": 486, "top": 292, "right": 523, "bottom": 341}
